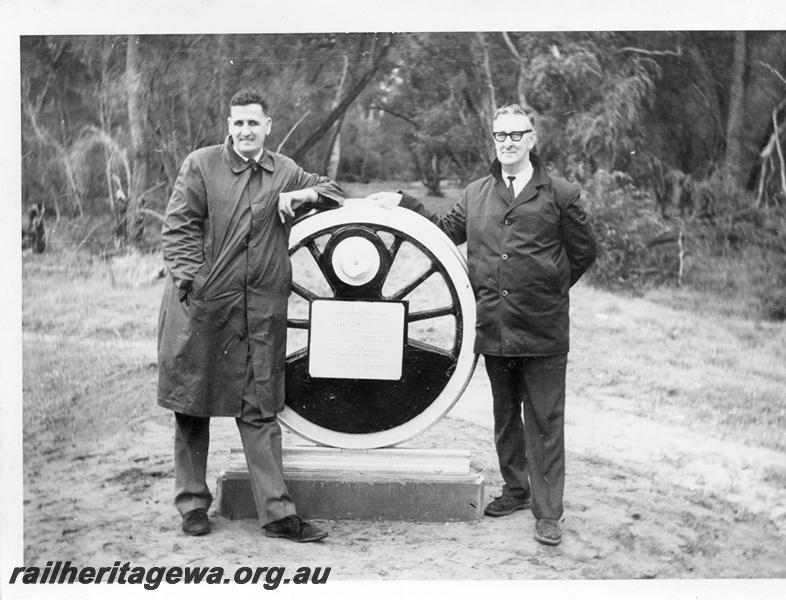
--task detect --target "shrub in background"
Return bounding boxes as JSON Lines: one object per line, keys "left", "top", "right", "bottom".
{"left": 683, "top": 172, "right": 786, "bottom": 321}
{"left": 581, "top": 167, "right": 786, "bottom": 321}
{"left": 581, "top": 169, "right": 668, "bottom": 289}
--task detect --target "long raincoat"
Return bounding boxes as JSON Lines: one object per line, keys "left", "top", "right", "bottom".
{"left": 157, "top": 137, "right": 343, "bottom": 416}
{"left": 400, "top": 152, "right": 596, "bottom": 357}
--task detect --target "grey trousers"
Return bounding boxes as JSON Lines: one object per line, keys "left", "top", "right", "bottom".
{"left": 173, "top": 399, "right": 296, "bottom": 526}
{"left": 484, "top": 354, "right": 567, "bottom": 520}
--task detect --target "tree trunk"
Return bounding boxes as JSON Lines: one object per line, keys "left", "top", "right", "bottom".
{"left": 323, "top": 56, "right": 349, "bottom": 178}
{"left": 325, "top": 116, "right": 344, "bottom": 180}
{"left": 291, "top": 34, "right": 394, "bottom": 164}
{"left": 500, "top": 32, "right": 539, "bottom": 117}
{"left": 724, "top": 31, "right": 747, "bottom": 187}
{"left": 217, "top": 34, "right": 227, "bottom": 141}
{"left": 125, "top": 34, "right": 147, "bottom": 246}
{"left": 410, "top": 147, "right": 442, "bottom": 197}
{"left": 22, "top": 79, "right": 84, "bottom": 217}
{"left": 476, "top": 33, "right": 496, "bottom": 114}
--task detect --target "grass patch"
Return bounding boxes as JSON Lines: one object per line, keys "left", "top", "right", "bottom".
{"left": 23, "top": 334, "right": 158, "bottom": 454}
{"left": 23, "top": 249, "right": 162, "bottom": 340}
{"left": 643, "top": 245, "right": 786, "bottom": 323}
{"left": 21, "top": 192, "right": 786, "bottom": 460}
{"left": 22, "top": 249, "right": 164, "bottom": 461}
{"left": 569, "top": 285, "right": 786, "bottom": 451}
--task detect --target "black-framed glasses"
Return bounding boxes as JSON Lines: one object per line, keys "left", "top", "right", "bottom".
{"left": 492, "top": 130, "right": 533, "bottom": 142}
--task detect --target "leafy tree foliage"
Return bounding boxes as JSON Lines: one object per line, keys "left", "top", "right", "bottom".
{"left": 21, "top": 33, "right": 396, "bottom": 241}
{"left": 19, "top": 33, "right": 786, "bottom": 315}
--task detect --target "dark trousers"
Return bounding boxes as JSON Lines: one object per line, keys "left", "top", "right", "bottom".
{"left": 173, "top": 397, "right": 296, "bottom": 526}
{"left": 484, "top": 354, "right": 567, "bottom": 519}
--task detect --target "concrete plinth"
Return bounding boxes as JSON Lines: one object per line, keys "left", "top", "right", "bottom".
{"left": 217, "top": 446, "right": 484, "bottom": 522}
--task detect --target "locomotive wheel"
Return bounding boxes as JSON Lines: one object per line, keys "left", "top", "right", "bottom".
{"left": 281, "top": 205, "right": 477, "bottom": 449}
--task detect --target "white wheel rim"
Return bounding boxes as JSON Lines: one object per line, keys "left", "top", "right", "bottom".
{"left": 282, "top": 205, "right": 477, "bottom": 449}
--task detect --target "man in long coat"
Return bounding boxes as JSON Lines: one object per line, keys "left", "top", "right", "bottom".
{"left": 367, "top": 104, "right": 596, "bottom": 546}
{"left": 158, "top": 89, "right": 343, "bottom": 542}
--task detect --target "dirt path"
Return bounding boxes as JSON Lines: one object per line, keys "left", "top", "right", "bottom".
{"left": 19, "top": 274, "right": 786, "bottom": 588}
{"left": 22, "top": 355, "right": 786, "bottom": 581}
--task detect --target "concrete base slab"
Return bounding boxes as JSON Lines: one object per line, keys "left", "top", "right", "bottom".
{"left": 217, "top": 446, "right": 484, "bottom": 522}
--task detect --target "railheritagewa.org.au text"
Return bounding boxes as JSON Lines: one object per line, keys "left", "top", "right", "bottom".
{"left": 9, "top": 561, "right": 331, "bottom": 590}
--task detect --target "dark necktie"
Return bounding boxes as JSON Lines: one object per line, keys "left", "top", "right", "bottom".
{"left": 247, "top": 159, "right": 262, "bottom": 197}
{"left": 507, "top": 176, "right": 516, "bottom": 200}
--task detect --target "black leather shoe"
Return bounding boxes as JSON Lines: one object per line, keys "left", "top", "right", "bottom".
{"left": 182, "top": 508, "right": 210, "bottom": 536}
{"left": 534, "top": 518, "right": 562, "bottom": 546}
{"left": 484, "top": 494, "right": 532, "bottom": 517}
{"left": 263, "top": 515, "right": 328, "bottom": 543}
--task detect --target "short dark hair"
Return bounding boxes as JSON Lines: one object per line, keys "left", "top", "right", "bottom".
{"left": 229, "top": 89, "right": 269, "bottom": 113}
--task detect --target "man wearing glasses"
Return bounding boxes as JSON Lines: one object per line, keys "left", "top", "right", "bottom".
{"left": 366, "top": 104, "right": 596, "bottom": 545}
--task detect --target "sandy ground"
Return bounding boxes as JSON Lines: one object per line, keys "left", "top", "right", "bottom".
{"left": 22, "top": 350, "right": 786, "bottom": 582}
{"left": 18, "top": 261, "right": 786, "bottom": 596}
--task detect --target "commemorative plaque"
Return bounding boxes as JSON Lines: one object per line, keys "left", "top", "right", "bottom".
{"left": 308, "top": 299, "right": 406, "bottom": 380}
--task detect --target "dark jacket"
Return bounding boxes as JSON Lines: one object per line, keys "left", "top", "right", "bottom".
{"left": 157, "top": 137, "right": 343, "bottom": 416}
{"left": 400, "top": 153, "right": 596, "bottom": 356}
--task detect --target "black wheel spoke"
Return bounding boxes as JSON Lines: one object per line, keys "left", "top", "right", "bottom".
{"left": 406, "top": 338, "right": 455, "bottom": 360}
{"left": 372, "top": 232, "right": 404, "bottom": 286}
{"left": 287, "top": 318, "right": 310, "bottom": 329}
{"left": 388, "top": 234, "right": 404, "bottom": 262}
{"left": 291, "top": 282, "right": 318, "bottom": 302}
{"left": 299, "top": 235, "right": 337, "bottom": 294}
{"left": 305, "top": 239, "right": 322, "bottom": 264}
{"left": 285, "top": 347, "right": 309, "bottom": 362}
{"left": 390, "top": 263, "right": 438, "bottom": 301}
{"left": 408, "top": 305, "right": 457, "bottom": 322}
{"left": 313, "top": 252, "right": 339, "bottom": 295}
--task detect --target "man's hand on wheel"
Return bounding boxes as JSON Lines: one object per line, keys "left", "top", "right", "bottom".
{"left": 363, "top": 192, "right": 403, "bottom": 209}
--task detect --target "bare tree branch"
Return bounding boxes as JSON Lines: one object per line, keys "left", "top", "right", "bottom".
{"left": 617, "top": 46, "right": 683, "bottom": 57}
{"left": 74, "top": 217, "right": 112, "bottom": 252}
{"left": 277, "top": 110, "right": 312, "bottom": 153}
{"left": 140, "top": 207, "right": 166, "bottom": 224}
{"left": 758, "top": 60, "right": 786, "bottom": 88}
{"left": 476, "top": 33, "right": 497, "bottom": 113}
{"left": 139, "top": 181, "right": 167, "bottom": 204}
{"left": 291, "top": 33, "right": 395, "bottom": 163}
{"left": 22, "top": 77, "right": 84, "bottom": 217}
{"left": 369, "top": 104, "right": 418, "bottom": 128}
{"left": 755, "top": 97, "right": 786, "bottom": 207}
{"left": 501, "top": 32, "right": 523, "bottom": 62}
{"left": 773, "top": 108, "right": 786, "bottom": 200}
{"left": 324, "top": 54, "right": 350, "bottom": 176}
{"left": 499, "top": 32, "right": 537, "bottom": 114}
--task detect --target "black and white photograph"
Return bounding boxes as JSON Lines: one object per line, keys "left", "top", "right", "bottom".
{"left": 2, "top": 1, "right": 785, "bottom": 598}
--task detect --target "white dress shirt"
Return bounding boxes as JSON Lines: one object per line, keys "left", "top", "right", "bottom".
{"left": 233, "top": 145, "right": 265, "bottom": 164}
{"left": 501, "top": 159, "right": 534, "bottom": 198}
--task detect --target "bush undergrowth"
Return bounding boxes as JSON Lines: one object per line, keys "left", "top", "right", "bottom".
{"left": 581, "top": 170, "right": 786, "bottom": 321}
{"left": 26, "top": 176, "right": 786, "bottom": 322}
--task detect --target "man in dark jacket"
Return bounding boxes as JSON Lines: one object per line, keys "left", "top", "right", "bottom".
{"left": 158, "top": 89, "right": 343, "bottom": 542}
{"left": 366, "top": 104, "right": 596, "bottom": 545}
